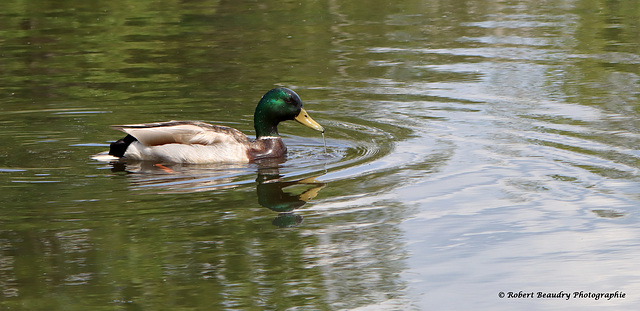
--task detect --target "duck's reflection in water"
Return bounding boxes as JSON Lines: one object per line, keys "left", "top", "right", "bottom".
{"left": 110, "top": 160, "right": 326, "bottom": 227}
{"left": 255, "top": 168, "right": 326, "bottom": 227}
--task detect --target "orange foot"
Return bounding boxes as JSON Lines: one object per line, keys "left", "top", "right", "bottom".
{"left": 154, "top": 163, "right": 174, "bottom": 173}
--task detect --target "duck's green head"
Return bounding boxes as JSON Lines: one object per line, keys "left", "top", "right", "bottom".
{"left": 254, "top": 87, "right": 324, "bottom": 138}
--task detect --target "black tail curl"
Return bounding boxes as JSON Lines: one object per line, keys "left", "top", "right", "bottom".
{"left": 108, "top": 134, "right": 137, "bottom": 158}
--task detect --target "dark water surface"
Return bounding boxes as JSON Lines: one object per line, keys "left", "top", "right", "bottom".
{"left": 1, "top": 0, "right": 640, "bottom": 310}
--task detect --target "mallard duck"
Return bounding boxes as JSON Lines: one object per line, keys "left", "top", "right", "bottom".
{"left": 106, "top": 87, "right": 324, "bottom": 163}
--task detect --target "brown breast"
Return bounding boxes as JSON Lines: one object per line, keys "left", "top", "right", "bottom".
{"left": 247, "top": 138, "right": 287, "bottom": 161}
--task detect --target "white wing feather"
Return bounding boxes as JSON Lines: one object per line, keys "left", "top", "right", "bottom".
{"left": 112, "top": 121, "right": 250, "bottom": 146}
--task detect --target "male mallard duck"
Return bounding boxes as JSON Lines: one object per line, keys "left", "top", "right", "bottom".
{"left": 107, "top": 87, "right": 324, "bottom": 163}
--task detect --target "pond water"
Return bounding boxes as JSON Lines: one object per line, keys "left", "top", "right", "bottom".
{"left": 1, "top": 0, "right": 640, "bottom": 310}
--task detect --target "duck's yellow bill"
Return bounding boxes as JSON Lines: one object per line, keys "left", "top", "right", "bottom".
{"left": 295, "top": 108, "right": 324, "bottom": 133}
